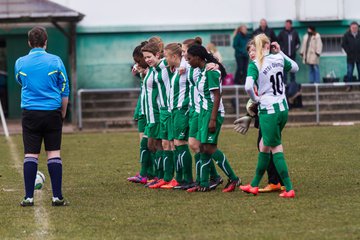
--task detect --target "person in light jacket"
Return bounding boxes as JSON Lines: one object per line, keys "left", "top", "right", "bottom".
{"left": 300, "top": 26, "right": 323, "bottom": 83}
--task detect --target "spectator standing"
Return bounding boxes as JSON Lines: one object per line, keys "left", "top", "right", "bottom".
{"left": 252, "top": 19, "right": 277, "bottom": 43}
{"left": 300, "top": 26, "right": 323, "bottom": 83}
{"left": 277, "top": 19, "right": 301, "bottom": 84}
{"left": 233, "top": 25, "right": 249, "bottom": 84}
{"left": 341, "top": 21, "right": 360, "bottom": 91}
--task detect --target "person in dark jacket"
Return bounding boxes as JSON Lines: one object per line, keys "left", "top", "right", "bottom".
{"left": 252, "top": 19, "right": 277, "bottom": 43}
{"left": 277, "top": 19, "right": 300, "bottom": 84}
{"left": 342, "top": 21, "right": 360, "bottom": 89}
{"left": 233, "top": 25, "right": 250, "bottom": 85}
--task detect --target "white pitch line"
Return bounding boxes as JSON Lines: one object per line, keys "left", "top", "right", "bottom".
{"left": 6, "top": 136, "right": 52, "bottom": 239}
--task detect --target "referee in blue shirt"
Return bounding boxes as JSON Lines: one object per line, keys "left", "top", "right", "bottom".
{"left": 15, "top": 26, "right": 69, "bottom": 206}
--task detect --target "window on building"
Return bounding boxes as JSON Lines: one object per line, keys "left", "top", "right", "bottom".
{"left": 210, "top": 34, "right": 231, "bottom": 47}
{"left": 321, "top": 35, "right": 344, "bottom": 55}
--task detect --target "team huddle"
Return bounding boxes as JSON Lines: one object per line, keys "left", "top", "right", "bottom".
{"left": 128, "top": 33, "right": 298, "bottom": 198}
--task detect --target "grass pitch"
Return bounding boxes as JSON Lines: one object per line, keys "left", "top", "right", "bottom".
{"left": 0, "top": 126, "right": 360, "bottom": 240}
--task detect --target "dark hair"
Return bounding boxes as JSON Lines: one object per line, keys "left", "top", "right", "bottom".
{"left": 286, "top": 19, "right": 292, "bottom": 25}
{"left": 133, "top": 41, "right": 148, "bottom": 69}
{"left": 308, "top": 25, "right": 316, "bottom": 32}
{"left": 28, "top": 26, "right": 47, "bottom": 48}
{"left": 141, "top": 42, "right": 161, "bottom": 56}
{"left": 187, "top": 45, "right": 226, "bottom": 79}
{"left": 183, "top": 37, "right": 202, "bottom": 48}
{"left": 350, "top": 21, "right": 359, "bottom": 26}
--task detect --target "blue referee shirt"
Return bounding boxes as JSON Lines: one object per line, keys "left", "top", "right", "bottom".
{"left": 15, "top": 48, "right": 70, "bottom": 110}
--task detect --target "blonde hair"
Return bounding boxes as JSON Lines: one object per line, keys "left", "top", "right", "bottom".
{"left": 254, "top": 33, "right": 270, "bottom": 69}
{"left": 206, "top": 43, "right": 217, "bottom": 54}
{"left": 164, "top": 43, "right": 182, "bottom": 57}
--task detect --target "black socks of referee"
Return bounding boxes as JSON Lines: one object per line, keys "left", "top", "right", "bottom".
{"left": 24, "top": 157, "right": 38, "bottom": 199}
{"left": 47, "top": 158, "right": 63, "bottom": 200}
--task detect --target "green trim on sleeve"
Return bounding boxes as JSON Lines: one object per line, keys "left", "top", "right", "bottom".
{"left": 284, "top": 58, "right": 292, "bottom": 72}
{"left": 247, "top": 61, "right": 259, "bottom": 83}
{"left": 206, "top": 70, "right": 220, "bottom": 89}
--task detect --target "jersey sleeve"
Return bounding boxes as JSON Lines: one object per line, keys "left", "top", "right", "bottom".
{"left": 284, "top": 58, "right": 292, "bottom": 72}
{"left": 247, "top": 61, "right": 259, "bottom": 84}
{"left": 207, "top": 70, "right": 221, "bottom": 90}
{"left": 57, "top": 58, "right": 70, "bottom": 97}
{"left": 14, "top": 59, "right": 22, "bottom": 85}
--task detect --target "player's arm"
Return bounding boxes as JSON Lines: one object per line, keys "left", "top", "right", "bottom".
{"left": 244, "top": 62, "right": 260, "bottom": 103}
{"left": 210, "top": 88, "right": 220, "bottom": 133}
{"left": 58, "top": 58, "right": 70, "bottom": 119}
{"left": 14, "top": 59, "right": 23, "bottom": 85}
{"left": 208, "top": 70, "right": 221, "bottom": 133}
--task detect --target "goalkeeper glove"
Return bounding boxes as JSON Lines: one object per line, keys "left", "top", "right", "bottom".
{"left": 246, "top": 99, "right": 259, "bottom": 117}
{"left": 234, "top": 115, "right": 252, "bottom": 135}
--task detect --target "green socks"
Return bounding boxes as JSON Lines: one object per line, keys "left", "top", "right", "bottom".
{"left": 163, "top": 150, "right": 174, "bottom": 182}
{"left": 251, "top": 152, "right": 270, "bottom": 187}
{"left": 200, "top": 153, "right": 212, "bottom": 187}
{"left": 273, "top": 152, "right": 293, "bottom": 191}
{"left": 194, "top": 152, "right": 201, "bottom": 184}
{"left": 176, "top": 145, "right": 193, "bottom": 184}
{"left": 212, "top": 149, "right": 238, "bottom": 181}
{"left": 155, "top": 150, "right": 164, "bottom": 179}
{"left": 139, "top": 137, "right": 150, "bottom": 177}
{"left": 149, "top": 152, "right": 157, "bottom": 177}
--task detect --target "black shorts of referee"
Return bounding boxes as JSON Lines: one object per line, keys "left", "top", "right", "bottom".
{"left": 22, "top": 109, "right": 63, "bottom": 154}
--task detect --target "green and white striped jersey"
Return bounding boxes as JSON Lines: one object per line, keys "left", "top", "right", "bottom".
{"left": 246, "top": 53, "right": 296, "bottom": 114}
{"left": 143, "top": 67, "right": 160, "bottom": 124}
{"left": 196, "top": 67, "right": 225, "bottom": 116}
{"left": 139, "top": 72, "right": 147, "bottom": 116}
{"left": 153, "top": 58, "right": 173, "bottom": 111}
{"left": 134, "top": 73, "right": 146, "bottom": 118}
{"left": 187, "top": 64, "right": 201, "bottom": 113}
{"left": 170, "top": 66, "right": 190, "bottom": 110}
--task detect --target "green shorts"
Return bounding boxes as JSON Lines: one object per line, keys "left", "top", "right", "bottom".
{"left": 137, "top": 114, "right": 146, "bottom": 133}
{"left": 160, "top": 109, "right": 173, "bottom": 141}
{"left": 259, "top": 109, "right": 288, "bottom": 147}
{"left": 145, "top": 123, "right": 161, "bottom": 140}
{"left": 197, "top": 109, "right": 224, "bottom": 144}
{"left": 189, "top": 108, "right": 199, "bottom": 139}
{"left": 172, "top": 108, "right": 189, "bottom": 140}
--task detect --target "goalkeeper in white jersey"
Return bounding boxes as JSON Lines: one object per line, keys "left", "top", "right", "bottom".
{"left": 240, "top": 34, "right": 298, "bottom": 198}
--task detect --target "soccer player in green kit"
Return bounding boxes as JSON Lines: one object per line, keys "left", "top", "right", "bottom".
{"left": 240, "top": 33, "right": 298, "bottom": 198}
{"left": 185, "top": 45, "right": 241, "bottom": 192}
{"left": 160, "top": 43, "right": 195, "bottom": 189}
{"left": 127, "top": 42, "right": 154, "bottom": 184}
{"left": 141, "top": 42, "right": 175, "bottom": 189}
{"left": 182, "top": 38, "right": 224, "bottom": 190}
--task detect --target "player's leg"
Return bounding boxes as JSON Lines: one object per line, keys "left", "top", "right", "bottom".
{"left": 21, "top": 110, "right": 42, "bottom": 206}
{"left": 240, "top": 113, "right": 274, "bottom": 195}
{"left": 271, "top": 110, "right": 294, "bottom": 197}
{"left": 44, "top": 109, "right": 68, "bottom": 206}
{"left": 128, "top": 115, "right": 149, "bottom": 183}
{"left": 257, "top": 128, "right": 282, "bottom": 193}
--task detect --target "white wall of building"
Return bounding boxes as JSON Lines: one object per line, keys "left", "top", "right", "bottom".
{"left": 51, "top": 0, "right": 359, "bottom": 28}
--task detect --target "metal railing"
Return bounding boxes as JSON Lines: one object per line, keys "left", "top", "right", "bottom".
{"left": 77, "top": 88, "right": 140, "bottom": 129}
{"left": 77, "top": 82, "right": 360, "bottom": 129}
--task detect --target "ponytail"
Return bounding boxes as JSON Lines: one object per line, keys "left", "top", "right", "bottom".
{"left": 254, "top": 33, "right": 270, "bottom": 69}
{"left": 187, "top": 45, "right": 227, "bottom": 80}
